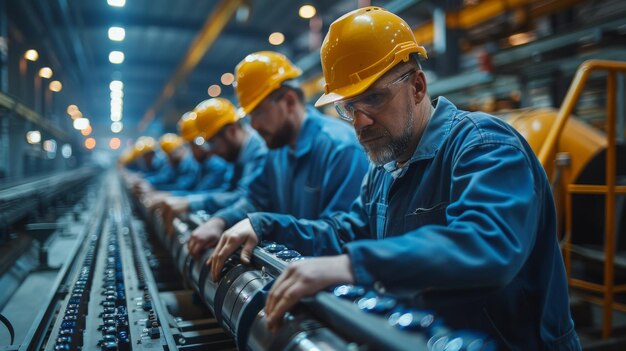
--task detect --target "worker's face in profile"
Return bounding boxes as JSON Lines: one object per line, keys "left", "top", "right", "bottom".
{"left": 347, "top": 65, "right": 424, "bottom": 165}
{"left": 206, "top": 125, "right": 238, "bottom": 162}
{"left": 248, "top": 89, "right": 293, "bottom": 149}
{"left": 189, "top": 142, "right": 211, "bottom": 163}
{"left": 143, "top": 152, "right": 155, "bottom": 168}
{"left": 167, "top": 147, "right": 186, "bottom": 167}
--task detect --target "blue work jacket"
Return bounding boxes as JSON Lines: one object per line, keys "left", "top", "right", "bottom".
{"left": 214, "top": 106, "right": 368, "bottom": 228}
{"left": 169, "top": 155, "right": 233, "bottom": 197}
{"left": 146, "top": 152, "right": 200, "bottom": 191}
{"left": 189, "top": 126, "right": 268, "bottom": 213}
{"left": 192, "top": 155, "right": 232, "bottom": 192}
{"left": 131, "top": 151, "right": 166, "bottom": 176}
{"left": 251, "top": 97, "right": 581, "bottom": 350}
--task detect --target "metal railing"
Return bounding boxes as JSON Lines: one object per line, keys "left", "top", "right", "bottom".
{"left": 539, "top": 60, "right": 626, "bottom": 338}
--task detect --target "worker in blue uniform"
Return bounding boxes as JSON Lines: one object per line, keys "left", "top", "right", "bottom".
{"left": 122, "top": 136, "right": 168, "bottom": 196}
{"left": 146, "top": 111, "right": 234, "bottom": 224}
{"left": 161, "top": 98, "right": 268, "bottom": 230}
{"left": 144, "top": 133, "right": 200, "bottom": 192}
{"left": 187, "top": 51, "right": 369, "bottom": 257}
{"left": 206, "top": 8, "right": 581, "bottom": 351}
{"left": 131, "top": 136, "right": 165, "bottom": 176}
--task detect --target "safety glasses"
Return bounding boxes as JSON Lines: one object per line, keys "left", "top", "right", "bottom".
{"left": 334, "top": 68, "right": 417, "bottom": 122}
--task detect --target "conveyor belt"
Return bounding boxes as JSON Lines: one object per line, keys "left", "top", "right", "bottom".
{"left": 12, "top": 171, "right": 497, "bottom": 350}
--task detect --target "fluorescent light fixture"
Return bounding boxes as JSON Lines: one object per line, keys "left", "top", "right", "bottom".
{"left": 73, "top": 118, "right": 90, "bottom": 130}
{"left": 108, "top": 27, "right": 126, "bottom": 41}
{"left": 110, "top": 80, "right": 124, "bottom": 91}
{"left": 107, "top": 0, "right": 125, "bottom": 7}
{"left": 111, "top": 121, "right": 123, "bottom": 133}
{"left": 109, "top": 51, "right": 125, "bottom": 64}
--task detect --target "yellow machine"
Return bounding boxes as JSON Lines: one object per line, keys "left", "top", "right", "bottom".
{"left": 501, "top": 60, "right": 626, "bottom": 338}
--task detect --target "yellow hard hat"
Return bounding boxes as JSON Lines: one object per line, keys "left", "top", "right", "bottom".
{"left": 178, "top": 111, "right": 201, "bottom": 142}
{"left": 315, "top": 6, "right": 427, "bottom": 107}
{"left": 134, "top": 136, "right": 156, "bottom": 157}
{"left": 235, "top": 51, "right": 302, "bottom": 115}
{"left": 159, "top": 133, "right": 183, "bottom": 155}
{"left": 194, "top": 98, "right": 239, "bottom": 140}
{"left": 119, "top": 149, "right": 136, "bottom": 165}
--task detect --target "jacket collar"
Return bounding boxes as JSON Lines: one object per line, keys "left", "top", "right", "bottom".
{"left": 291, "top": 106, "right": 320, "bottom": 158}
{"left": 383, "top": 96, "right": 456, "bottom": 178}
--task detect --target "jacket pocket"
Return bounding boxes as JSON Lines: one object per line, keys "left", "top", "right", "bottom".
{"left": 404, "top": 202, "right": 448, "bottom": 231}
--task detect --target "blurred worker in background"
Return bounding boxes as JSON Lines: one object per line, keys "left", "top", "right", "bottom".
{"left": 207, "top": 7, "right": 581, "bottom": 351}
{"left": 187, "top": 51, "right": 369, "bottom": 258}
{"left": 133, "top": 133, "right": 200, "bottom": 208}
{"left": 176, "top": 111, "right": 232, "bottom": 194}
{"left": 161, "top": 99, "right": 268, "bottom": 230}
{"left": 147, "top": 111, "right": 233, "bottom": 229}
{"left": 131, "top": 136, "right": 164, "bottom": 176}
{"left": 121, "top": 136, "right": 167, "bottom": 194}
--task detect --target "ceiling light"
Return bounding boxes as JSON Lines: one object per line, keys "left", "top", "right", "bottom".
{"left": 268, "top": 32, "right": 285, "bottom": 45}
{"left": 508, "top": 32, "right": 535, "bottom": 46}
{"left": 235, "top": 3, "right": 251, "bottom": 23}
{"left": 49, "top": 80, "right": 63, "bottom": 92}
{"left": 84, "top": 138, "right": 96, "bottom": 150}
{"left": 110, "top": 90, "right": 124, "bottom": 99}
{"left": 67, "top": 104, "right": 78, "bottom": 115}
{"left": 221, "top": 73, "right": 235, "bottom": 85}
{"left": 43, "top": 139, "right": 57, "bottom": 153}
{"left": 81, "top": 125, "right": 93, "bottom": 136}
{"left": 108, "top": 27, "right": 126, "bottom": 41}
{"left": 70, "top": 110, "right": 83, "bottom": 120}
{"left": 107, "top": 0, "right": 125, "bottom": 7}
{"left": 109, "top": 51, "right": 125, "bottom": 64}
{"left": 73, "top": 118, "right": 90, "bottom": 130}
{"left": 109, "top": 137, "right": 121, "bottom": 150}
{"left": 208, "top": 84, "right": 221, "bottom": 97}
{"left": 110, "top": 80, "right": 124, "bottom": 91}
{"left": 24, "top": 49, "right": 39, "bottom": 61}
{"left": 61, "top": 144, "right": 72, "bottom": 158}
{"left": 299, "top": 5, "right": 316, "bottom": 19}
{"left": 39, "top": 67, "right": 53, "bottom": 78}
{"left": 111, "top": 121, "right": 123, "bottom": 133}
{"left": 111, "top": 113, "right": 122, "bottom": 122}
{"left": 26, "top": 130, "right": 41, "bottom": 144}
{"left": 111, "top": 105, "right": 123, "bottom": 114}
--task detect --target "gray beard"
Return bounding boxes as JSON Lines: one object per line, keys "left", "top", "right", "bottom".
{"left": 365, "top": 107, "right": 414, "bottom": 166}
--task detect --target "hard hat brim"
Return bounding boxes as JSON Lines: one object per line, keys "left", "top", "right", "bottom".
{"left": 314, "top": 72, "right": 381, "bottom": 107}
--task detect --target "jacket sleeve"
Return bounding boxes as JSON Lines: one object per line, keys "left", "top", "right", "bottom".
{"left": 145, "top": 164, "right": 175, "bottom": 186}
{"left": 189, "top": 147, "right": 268, "bottom": 214}
{"left": 345, "top": 143, "right": 541, "bottom": 291}
{"left": 154, "top": 157, "right": 200, "bottom": 191}
{"left": 211, "top": 155, "right": 273, "bottom": 228}
{"left": 247, "top": 145, "right": 370, "bottom": 255}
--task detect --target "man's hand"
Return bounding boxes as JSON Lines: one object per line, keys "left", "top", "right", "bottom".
{"left": 144, "top": 192, "right": 170, "bottom": 211}
{"left": 163, "top": 197, "right": 189, "bottom": 236}
{"left": 132, "top": 180, "right": 153, "bottom": 197}
{"left": 265, "top": 255, "right": 355, "bottom": 333}
{"left": 188, "top": 217, "right": 227, "bottom": 257}
{"left": 208, "top": 219, "right": 259, "bottom": 281}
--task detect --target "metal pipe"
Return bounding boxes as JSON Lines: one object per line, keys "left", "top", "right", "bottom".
{"left": 602, "top": 71, "right": 617, "bottom": 339}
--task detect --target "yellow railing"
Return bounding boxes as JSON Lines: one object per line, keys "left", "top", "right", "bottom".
{"left": 540, "top": 60, "right": 626, "bottom": 338}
